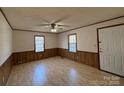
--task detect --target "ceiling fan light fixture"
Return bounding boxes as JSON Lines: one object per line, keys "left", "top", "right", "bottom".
{"left": 51, "top": 29, "right": 57, "bottom": 32}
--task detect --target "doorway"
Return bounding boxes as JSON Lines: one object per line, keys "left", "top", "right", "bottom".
{"left": 98, "top": 24, "right": 124, "bottom": 77}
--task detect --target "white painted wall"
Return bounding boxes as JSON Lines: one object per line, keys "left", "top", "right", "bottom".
{"left": 13, "top": 17, "right": 124, "bottom": 53}
{"left": 58, "top": 27, "right": 97, "bottom": 52}
{"left": 58, "top": 17, "right": 124, "bottom": 53}
{"left": 0, "top": 11, "right": 12, "bottom": 66}
{"left": 13, "top": 30, "right": 58, "bottom": 52}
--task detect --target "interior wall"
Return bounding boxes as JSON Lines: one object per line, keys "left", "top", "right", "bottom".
{"left": 13, "top": 30, "right": 58, "bottom": 52}
{"left": 13, "top": 17, "right": 124, "bottom": 53}
{"left": 58, "top": 17, "right": 124, "bottom": 53}
{"left": 0, "top": 11, "right": 12, "bottom": 66}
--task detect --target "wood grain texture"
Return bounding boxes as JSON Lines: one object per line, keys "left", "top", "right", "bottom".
{"left": 13, "top": 48, "right": 58, "bottom": 65}
{"left": 58, "top": 48, "right": 99, "bottom": 68}
{"left": 0, "top": 54, "right": 13, "bottom": 85}
{"left": 13, "top": 48, "right": 99, "bottom": 68}
{"left": 6, "top": 57, "right": 124, "bottom": 86}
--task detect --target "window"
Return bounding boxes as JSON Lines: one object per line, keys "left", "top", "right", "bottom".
{"left": 68, "top": 34, "right": 77, "bottom": 52}
{"left": 34, "top": 35, "right": 45, "bottom": 52}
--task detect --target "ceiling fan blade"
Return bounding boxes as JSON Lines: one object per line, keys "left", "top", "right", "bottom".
{"left": 56, "top": 28, "right": 64, "bottom": 32}
{"left": 40, "top": 18, "right": 50, "bottom": 23}
{"left": 37, "top": 24, "right": 50, "bottom": 26}
{"left": 33, "top": 15, "right": 51, "bottom": 23}
{"left": 57, "top": 24, "right": 70, "bottom": 27}
{"left": 53, "top": 16, "right": 69, "bottom": 24}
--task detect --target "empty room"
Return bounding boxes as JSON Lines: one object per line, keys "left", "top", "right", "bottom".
{"left": 0, "top": 7, "right": 124, "bottom": 86}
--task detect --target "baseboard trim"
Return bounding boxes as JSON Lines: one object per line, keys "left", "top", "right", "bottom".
{"left": 100, "top": 69, "right": 124, "bottom": 78}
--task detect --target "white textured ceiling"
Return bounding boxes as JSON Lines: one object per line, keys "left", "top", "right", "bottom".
{"left": 2, "top": 7, "right": 124, "bottom": 33}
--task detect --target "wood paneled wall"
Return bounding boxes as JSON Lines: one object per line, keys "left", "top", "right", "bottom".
{"left": 13, "top": 48, "right": 58, "bottom": 65}
{"left": 58, "top": 48, "right": 99, "bottom": 68}
{"left": 0, "top": 55, "right": 13, "bottom": 85}
{"left": 0, "top": 48, "right": 99, "bottom": 85}
{"left": 13, "top": 48, "right": 99, "bottom": 68}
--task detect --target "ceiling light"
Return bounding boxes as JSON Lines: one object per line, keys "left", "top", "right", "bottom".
{"left": 51, "top": 29, "right": 57, "bottom": 32}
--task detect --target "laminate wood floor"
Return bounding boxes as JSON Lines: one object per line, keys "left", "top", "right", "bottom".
{"left": 6, "top": 56, "right": 124, "bottom": 86}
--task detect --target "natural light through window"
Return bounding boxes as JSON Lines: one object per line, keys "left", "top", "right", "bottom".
{"left": 68, "top": 34, "right": 77, "bottom": 52}
{"left": 35, "top": 36, "right": 45, "bottom": 52}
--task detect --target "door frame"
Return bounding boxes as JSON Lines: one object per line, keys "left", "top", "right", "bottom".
{"left": 97, "top": 23, "right": 124, "bottom": 78}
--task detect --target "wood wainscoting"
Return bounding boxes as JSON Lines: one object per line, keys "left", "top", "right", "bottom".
{"left": 12, "top": 48, "right": 99, "bottom": 68}
{"left": 0, "top": 55, "right": 13, "bottom": 85}
{"left": 0, "top": 48, "right": 99, "bottom": 85}
{"left": 13, "top": 48, "right": 58, "bottom": 65}
{"left": 13, "top": 48, "right": 99, "bottom": 68}
{"left": 58, "top": 48, "right": 99, "bottom": 68}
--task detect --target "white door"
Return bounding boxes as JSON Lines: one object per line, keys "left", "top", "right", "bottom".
{"left": 99, "top": 25, "right": 124, "bottom": 76}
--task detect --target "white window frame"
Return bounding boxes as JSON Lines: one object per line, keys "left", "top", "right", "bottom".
{"left": 34, "top": 35, "right": 45, "bottom": 53}
{"left": 68, "top": 33, "right": 77, "bottom": 53}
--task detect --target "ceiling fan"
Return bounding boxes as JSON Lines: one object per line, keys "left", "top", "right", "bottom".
{"left": 37, "top": 16, "right": 70, "bottom": 32}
